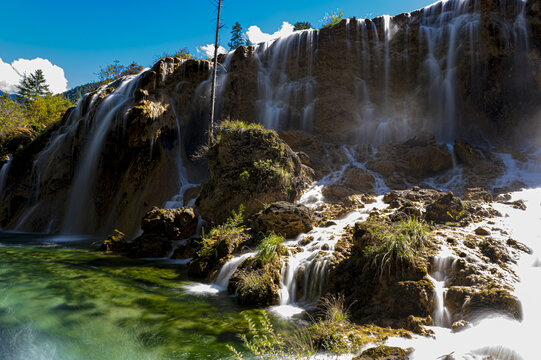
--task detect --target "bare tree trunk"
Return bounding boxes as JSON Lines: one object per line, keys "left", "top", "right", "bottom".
{"left": 209, "top": 0, "right": 223, "bottom": 146}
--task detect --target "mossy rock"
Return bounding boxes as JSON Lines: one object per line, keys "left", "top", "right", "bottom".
{"left": 197, "top": 121, "right": 311, "bottom": 225}
{"left": 354, "top": 346, "right": 408, "bottom": 359}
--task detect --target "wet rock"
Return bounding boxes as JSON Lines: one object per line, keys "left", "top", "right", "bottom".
{"left": 500, "top": 199, "right": 527, "bottom": 210}
{"left": 474, "top": 227, "right": 490, "bottom": 236}
{"left": 128, "top": 234, "right": 172, "bottom": 258}
{"left": 197, "top": 122, "right": 310, "bottom": 224}
{"left": 405, "top": 315, "right": 434, "bottom": 336}
{"left": 425, "top": 192, "right": 465, "bottom": 223}
{"left": 322, "top": 185, "right": 356, "bottom": 202}
{"left": 100, "top": 229, "right": 128, "bottom": 252}
{"left": 468, "top": 288, "right": 522, "bottom": 320}
{"left": 141, "top": 206, "right": 198, "bottom": 240}
{"left": 354, "top": 346, "right": 408, "bottom": 360}
{"left": 406, "top": 145, "right": 453, "bottom": 176}
{"left": 341, "top": 166, "right": 375, "bottom": 193}
{"left": 251, "top": 201, "right": 313, "bottom": 238}
{"left": 506, "top": 238, "right": 532, "bottom": 254}
{"left": 464, "top": 188, "right": 493, "bottom": 202}
{"left": 479, "top": 238, "right": 510, "bottom": 263}
{"left": 451, "top": 320, "right": 471, "bottom": 333}
{"left": 454, "top": 141, "right": 485, "bottom": 167}
{"left": 372, "top": 160, "right": 395, "bottom": 177}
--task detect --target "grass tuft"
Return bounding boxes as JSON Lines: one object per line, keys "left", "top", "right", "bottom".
{"left": 256, "top": 233, "right": 284, "bottom": 265}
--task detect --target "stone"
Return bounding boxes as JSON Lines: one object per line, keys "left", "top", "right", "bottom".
{"left": 251, "top": 201, "right": 313, "bottom": 238}
{"left": 474, "top": 227, "right": 490, "bottom": 236}
{"left": 197, "top": 123, "right": 310, "bottom": 225}
{"left": 128, "top": 234, "right": 172, "bottom": 258}
{"left": 141, "top": 206, "right": 198, "bottom": 239}
{"left": 341, "top": 166, "right": 375, "bottom": 193}
{"left": 425, "top": 192, "right": 465, "bottom": 223}
{"left": 454, "top": 141, "right": 484, "bottom": 167}
{"left": 354, "top": 346, "right": 408, "bottom": 360}
{"left": 372, "top": 160, "right": 395, "bottom": 177}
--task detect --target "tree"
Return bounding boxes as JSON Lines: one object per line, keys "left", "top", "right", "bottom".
{"left": 155, "top": 48, "right": 193, "bottom": 61}
{"left": 209, "top": 0, "right": 223, "bottom": 146}
{"left": 16, "top": 69, "right": 50, "bottom": 105}
{"left": 228, "top": 22, "right": 245, "bottom": 50}
{"left": 98, "top": 60, "right": 143, "bottom": 83}
{"left": 0, "top": 94, "right": 26, "bottom": 133}
{"left": 294, "top": 21, "right": 312, "bottom": 31}
{"left": 26, "top": 94, "right": 72, "bottom": 129}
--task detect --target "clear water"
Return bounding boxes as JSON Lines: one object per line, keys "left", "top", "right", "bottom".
{"left": 0, "top": 233, "right": 252, "bottom": 360}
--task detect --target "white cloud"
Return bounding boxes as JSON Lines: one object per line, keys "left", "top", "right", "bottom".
{"left": 246, "top": 22, "right": 295, "bottom": 45}
{"left": 0, "top": 57, "right": 68, "bottom": 94}
{"left": 197, "top": 44, "right": 227, "bottom": 58}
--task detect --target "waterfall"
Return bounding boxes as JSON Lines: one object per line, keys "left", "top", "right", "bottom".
{"left": 255, "top": 29, "right": 318, "bottom": 132}
{"left": 214, "top": 252, "right": 257, "bottom": 289}
{"left": 62, "top": 74, "right": 142, "bottom": 234}
{"left": 0, "top": 158, "right": 12, "bottom": 197}
{"left": 429, "top": 250, "right": 456, "bottom": 327}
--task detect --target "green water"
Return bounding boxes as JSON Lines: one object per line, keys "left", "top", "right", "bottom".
{"left": 0, "top": 233, "right": 255, "bottom": 360}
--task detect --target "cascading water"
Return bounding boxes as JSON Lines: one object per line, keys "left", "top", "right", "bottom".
{"left": 255, "top": 29, "right": 318, "bottom": 132}
{"left": 62, "top": 74, "right": 142, "bottom": 234}
{"left": 429, "top": 250, "right": 456, "bottom": 327}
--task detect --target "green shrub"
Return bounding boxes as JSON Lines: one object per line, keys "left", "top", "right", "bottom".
{"left": 219, "top": 120, "right": 266, "bottom": 131}
{"left": 363, "top": 217, "right": 430, "bottom": 278}
{"left": 197, "top": 205, "right": 249, "bottom": 258}
{"left": 256, "top": 233, "right": 284, "bottom": 265}
{"left": 322, "top": 9, "right": 344, "bottom": 29}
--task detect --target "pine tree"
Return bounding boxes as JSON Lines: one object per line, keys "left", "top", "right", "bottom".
{"left": 228, "top": 22, "right": 245, "bottom": 50}
{"left": 16, "top": 69, "right": 50, "bottom": 105}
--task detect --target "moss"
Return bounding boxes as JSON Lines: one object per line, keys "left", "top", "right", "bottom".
{"left": 355, "top": 345, "right": 408, "bottom": 360}
{"left": 219, "top": 120, "right": 267, "bottom": 132}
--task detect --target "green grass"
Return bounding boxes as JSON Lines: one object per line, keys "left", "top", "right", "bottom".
{"left": 255, "top": 233, "right": 284, "bottom": 265}
{"left": 198, "top": 206, "right": 249, "bottom": 259}
{"left": 363, "top": 218, "right": 430, "bottom": 278}
{"left": 219, "top": 120, "right": 266, "bottom": 131}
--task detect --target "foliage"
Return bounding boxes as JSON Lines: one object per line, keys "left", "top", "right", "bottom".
{"left": 25, "top": 94, "right": 73, "bottom": 130}
{"left": 363, "top": 217, "right": 430, "bottom": 278}
{"left": 98, "top": 60, "right": 144, "bottom": 83}
{"left": 0, "top": 95, "right": 27, "bottom": 134}
{"left": 229, "top": 22, "right": 249, "bottom": 50}
{"left": 154, "top": 48, "right": 193, "bottom": 61}
{"left": 255, "top": 233, "right": 284, "bottom": 265}
{"left": 322, "top": 9, "right": 344, "bottom": 29}
{"left": 16, "top": 69, "right": 50, "bottom": 105}
{"left": 197, "top": 205, "right": 249, "bottom": 259}
{"left": 294, "top": 22, "right": 312, "bottom": 31}
{"left": 0, "top": 92, "right": 71, "bottom": 136}
{"left": 62, "top": 81, "right": 103, "bottom": 103}
{"left": 253, "top": 159, "right": 291, "bottom": 187}
{"left": 219, "top": 120, "right": 265, "bottom": 131}
{"left": 228, "top": 312, "right": 314, "bottom": 360}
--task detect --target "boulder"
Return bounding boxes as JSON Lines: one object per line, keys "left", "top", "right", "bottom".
{"left": 454, "top": 141, "right": 484, "bottom": 167}
{"left": 197, "top": 122, "right": 310, "bottom": 224}
{"left": 127, "top": 234, "right": 172, "bottom": 258}
{"left": 425, "top": 192, "right": 465, "bottom": 223}
{"left": 251, "top": 201, "right": 312, "bottom": 238}
{"left": 354, "top": 346, "right": 408, "bottom": 360}
{"left": 141, "top": 206, "right": 198, "bottom": 239}
{"left": 341, "top": 166, "right": 375, "bottom": 192}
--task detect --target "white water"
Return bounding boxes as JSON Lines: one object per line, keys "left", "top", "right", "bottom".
{"left": 255, "top": 29, "right": 318, "bottom": 132}
{"left": 430, "top": 249, "right": 456, "bottom": 327}
{"left": 62, "top": 75, "right": 142, "bottom": 234}
{"left": 0, "top": 157, "right": 12, "bottom": 196}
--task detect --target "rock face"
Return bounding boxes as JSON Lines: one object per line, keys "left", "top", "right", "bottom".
{"left": 1, "top": 0, "right": 540, "bottom": 237}
{"left": 251, "top": 201, "right": 313, "bottom": 238}
{"left": 197, "top": 122, "right": 311, "bottom": 225}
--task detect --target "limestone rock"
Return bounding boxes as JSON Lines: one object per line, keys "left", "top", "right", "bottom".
{"left": 354, "top": 346, "right": 408, "bottom": 360}
{"left": 251, "top": 201, "right": 312, "bottom": 238}
{"left": 197, "top": 123, "right": 310, "bottom": 225}
{"left": 425, "top": 193, "right": 465, "bottom": 223}
{"left": 341, "top": 166, "right": 375, "bottom": 192}
{"left": 141, "top": 206, "right": 198, "bottom": 240}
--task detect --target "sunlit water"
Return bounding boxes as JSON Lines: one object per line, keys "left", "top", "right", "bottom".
{"left": 0, "top": 233, "right": 253, "bottom": 360}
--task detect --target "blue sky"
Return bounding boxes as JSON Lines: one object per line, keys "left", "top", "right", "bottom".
{"left": 0, "top": 0, "right": 432, "bottom": 90}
